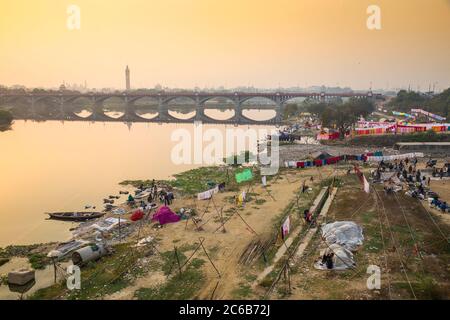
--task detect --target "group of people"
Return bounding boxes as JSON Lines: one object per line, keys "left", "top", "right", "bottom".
{"left": 432, "top": 165, "right": 449, "bottom": 179}
{"left": 372, "top": 158, "right": 449, "bottom": 213}
{"left": 127, "top": 180, "right": 176, "bottom": 208}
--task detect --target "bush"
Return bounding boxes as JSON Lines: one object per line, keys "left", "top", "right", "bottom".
{"left": 0, "top": 109, "right": 13, "bottom": 126}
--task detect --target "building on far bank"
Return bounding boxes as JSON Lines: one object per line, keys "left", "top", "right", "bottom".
{"left": 125, "top": 65, "right": 130, "bottom": 91}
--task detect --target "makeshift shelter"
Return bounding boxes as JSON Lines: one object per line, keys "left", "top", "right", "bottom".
{"left": 314, "top": 244, "right": 356, "bottom": 270}
{"left": 321, "top": 221, "right": 364, "bottom": 251}
{"left": 152, "top": 206, "right": 180, "bottom": 225}
{"left": 311, "top": 151, "right": 332, "bottom": 160}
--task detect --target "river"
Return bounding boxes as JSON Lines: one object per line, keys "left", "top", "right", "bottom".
{"left": 0, "top": 110, "right": 276, "bottom": 247}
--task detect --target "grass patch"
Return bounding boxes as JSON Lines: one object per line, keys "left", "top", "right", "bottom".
{"left": 232, "top": 283, "right": 253, "bottom": 299}
{"left": 134, "top": 266, "right": 205, "bottom": 300}
{"left": 0, "top": 257, "right": 10, "bottom": 267}
{"left": 29, "top": 243, "right": 143, "bottom": 300}
{"left": 27, "top": 253, "right": 49, "bottom": 270}
{"left": 121, "top": 166, "right": 244, "bottom": 195}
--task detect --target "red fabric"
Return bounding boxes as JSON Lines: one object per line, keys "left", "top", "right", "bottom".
{"left": 131, "top": 209, "right": 144, "bottom": 221}
{"left": 297, "top": 162, "right": 305, "bottom": 168}
{"left": 314, "top": 159, "right": 322, "bottom": 167}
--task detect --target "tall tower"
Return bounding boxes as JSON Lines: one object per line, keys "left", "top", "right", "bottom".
{"left": 125, "top": 65, "right": 130, "bottom": 91}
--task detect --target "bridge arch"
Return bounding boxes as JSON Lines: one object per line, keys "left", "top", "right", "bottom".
{"left": 202, "top": 96, "right": 236, "bottom": 121}
{"left": 101, "top": 96, "right": 127, "bottom": 119}
{"left": 238, "top": 95, "right": 277, "bottom": 105}
{"left": 166, "top": 97, "right": 196, "bottom": 120}
{"left": 132, "top": 97, "right": 159, "bottom": 119}
{"left": 163, "top": 95, "right": 196, "bottom": 105}
{"left": 240, "top": 97, "right": 278, "bottom": 122}
{"left": 68, "top": 96, "right": 95, "bottom": 118}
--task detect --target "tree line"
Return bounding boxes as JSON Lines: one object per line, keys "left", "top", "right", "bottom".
{"left": 387, "top": 88, "right": 449, "bottom": 120}
{"left": 305, "top": 98, "right": 375, "bottom": 138}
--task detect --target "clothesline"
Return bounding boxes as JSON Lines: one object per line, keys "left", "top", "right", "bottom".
{"left": 284, "top": 151, "right": 384, "bottom": 169}
{"left": 366, "top": 152, "right": 424, "bottom": 162}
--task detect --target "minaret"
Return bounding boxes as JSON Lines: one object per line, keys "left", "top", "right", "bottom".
{"left": 125, "top": 65, "right": 130, "bottom": 91}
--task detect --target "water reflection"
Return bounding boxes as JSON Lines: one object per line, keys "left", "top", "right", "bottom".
{"left": 204, "top": 109, "right": 235, "bottom": 120}
{"left": 168, "top": 110, "right": 196, "bottom": 120}
{"left": 0, "top": 117, "right": 274, "bottom": 246}
{"left": 242, "top": 109, "right": 276, "bottom": 121}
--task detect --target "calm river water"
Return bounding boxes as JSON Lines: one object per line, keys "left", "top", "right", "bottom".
{"left": 0, "top": 110, "right": 276, "bottom": 247}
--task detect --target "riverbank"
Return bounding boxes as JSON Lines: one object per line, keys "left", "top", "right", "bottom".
{"left": 1, "top": 154, "right": 449, "bottom": 300}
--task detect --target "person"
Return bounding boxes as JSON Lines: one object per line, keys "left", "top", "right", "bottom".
{"left": 302, "top": 182, "right": 308, "bottom": 193}
{"left": 303, "top": 209, "right": 309, "bottom": 222}
{"left": 439, "top": 168, "right": 444, "bottom": 180}
{"left": 427, "top": 176, "right": 431, "bottom": 187}
{"left": 147, "top": 193, "right": 153, "bottom": 203}
{"left": 402, "top": 169, "right": 408, "bottom": 180}
{"left": 159, "top": 190, "right": 167, "bottom": 204}
{"left": 439, "top": 201, "right": 448, "bottom": 213}
{"left": 324, "top": 252, "right": 334, "bottom": 269}
{"left": 417, "top": 183, "right": 425, "bottom": 196}
{"left": 167, "top": 191, "right": 174, "bottom": 205}
{"left": 306, "top": 210, "right": 314, "bottom": 225}
{"left": 415, "top": 172, "right": 420, "bottom": 183}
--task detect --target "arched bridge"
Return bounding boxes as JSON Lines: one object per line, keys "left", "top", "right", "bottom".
{"left": 0, "top": 91, "right": 381, "bottom": 125}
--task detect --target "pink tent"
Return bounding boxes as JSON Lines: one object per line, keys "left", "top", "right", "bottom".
{"left": 152, "top": 206, "right": 180, "bottom": 225}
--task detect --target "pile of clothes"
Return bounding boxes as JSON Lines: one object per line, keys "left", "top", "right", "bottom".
{"left": 429, "top": 198, "right": 449, "bottom": 213}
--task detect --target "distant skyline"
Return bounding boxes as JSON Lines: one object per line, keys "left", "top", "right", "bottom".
{"left": 1, "top": 0, "right": 449, "bottom": 91}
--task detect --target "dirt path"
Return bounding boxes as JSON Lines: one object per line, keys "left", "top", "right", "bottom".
{"left": 106, "top": 166, "right": 338, "bottom": 300}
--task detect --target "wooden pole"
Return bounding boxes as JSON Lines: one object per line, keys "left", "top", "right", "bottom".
{"left": 174, "top": 246, "right": 182, "bottom": 276}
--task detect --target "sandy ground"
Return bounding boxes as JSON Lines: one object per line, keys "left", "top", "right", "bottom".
{"left": 105, "top": 165, "right": 339, "bottom": 300}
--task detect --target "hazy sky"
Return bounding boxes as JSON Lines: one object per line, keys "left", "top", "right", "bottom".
{"left": 1, "top": 0, "right": 449, "bottom": 90}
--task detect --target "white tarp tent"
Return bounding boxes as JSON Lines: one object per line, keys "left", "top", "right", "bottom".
{"left": 321, "top": 221, "right": 364, "bottom": 251}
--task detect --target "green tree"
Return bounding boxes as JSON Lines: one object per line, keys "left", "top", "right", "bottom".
{"left": 0, "top": 109, "right": 13, "bottom": 126}
{"left": 320, "top": 99, "right": 374, "bottom": 138}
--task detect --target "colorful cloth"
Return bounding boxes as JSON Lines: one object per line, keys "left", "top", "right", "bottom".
{"left": 235, "top": 169, "right": 253, "bottom": 183}
{"left": 281, "top": 216, "right": 290, "bottom": 239}
{"left": 152, "top": 206, "right": 180, "bottom": 225}
{"left": 197, "top": 185, "right": 219, "bottom": 200}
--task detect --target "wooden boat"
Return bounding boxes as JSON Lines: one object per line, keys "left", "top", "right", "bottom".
{"left": 46, "top": 211, "right": 105, "bottom": 221}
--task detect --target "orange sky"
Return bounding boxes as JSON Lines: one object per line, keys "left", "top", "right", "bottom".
{"left": 0, "top": 0, "right": 449, "bottom": 90}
